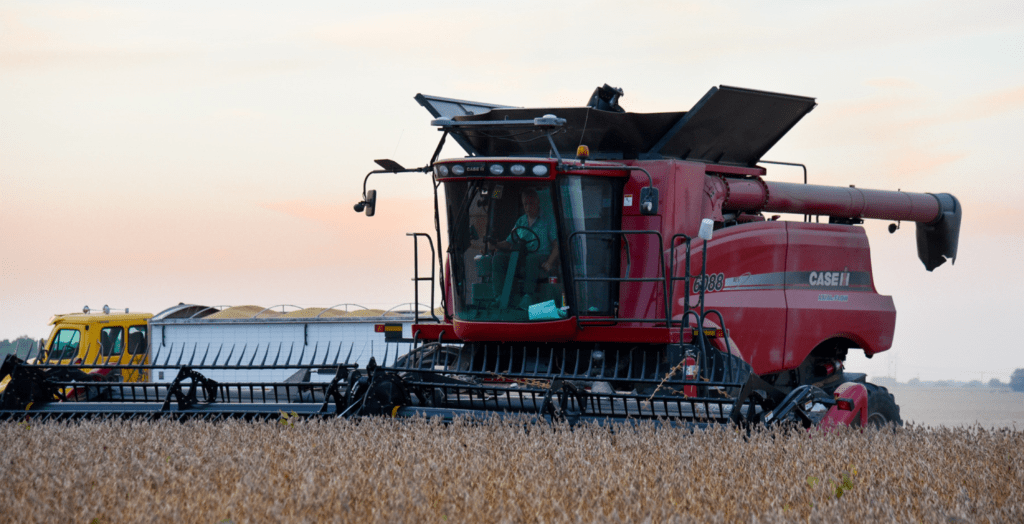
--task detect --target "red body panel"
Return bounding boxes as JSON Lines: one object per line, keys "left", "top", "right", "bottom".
{"left": 675, "top": 221, "right": 894, "bottom": 375}
{"left": 454, "top": 317, "right": 577, "bottom": 342}
{"left": 680, "top": 223, "right": 790, "bottom": 373}
{"left": 783, "top": 223, "right": 895, "bottom": 366}
{"left": 618, "top": 215, "right": 666, "bottom": 325}
{"left": 411, "top": 324, "right": 461, "bottom": 342}
{"left": 451, "top": 319, "right": 673, "bottom": 344}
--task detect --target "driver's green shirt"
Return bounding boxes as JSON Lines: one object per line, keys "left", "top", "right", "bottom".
{"left": 506, "top": 213, "right": 558, "bottom": 255}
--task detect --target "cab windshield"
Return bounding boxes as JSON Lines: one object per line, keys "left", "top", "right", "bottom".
{"left": 444, "top": 175, "right": 620, "bottom": 322}
{"left": 446, "top": 181, "right": 564, "bottom": 322}
{"left": 48, "top": 329, "right": 81, "bottom": 362}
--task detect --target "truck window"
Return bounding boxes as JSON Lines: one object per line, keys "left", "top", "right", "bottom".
{"left": 49, "top": 329, "right": 81, "bottom": 361}
{"left": 128, "top": 326, "right": 147, "bottom": 355}
{"left": 100, "top": 327, "right": 124, "bottom": 357}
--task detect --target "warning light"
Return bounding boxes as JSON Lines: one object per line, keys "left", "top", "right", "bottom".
{"left": 835, "top": 397, "right": 854, "bottom": 411}
{"left": 576, "top": 145, "right": 590, "bottom": 161}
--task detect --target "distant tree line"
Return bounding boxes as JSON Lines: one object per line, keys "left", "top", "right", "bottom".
{"left": 0, "top": 337, "right": 42, "bottom": 359}
{"left": 1012, "top": 368, "right": 1024, "bottom": 392}
{"left": 885, "top": 374, "right": 1023, "bottom": 390}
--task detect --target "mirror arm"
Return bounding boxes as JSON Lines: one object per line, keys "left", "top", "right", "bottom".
{"left": 355, "top": 165, "right": 434, "bottom": 214}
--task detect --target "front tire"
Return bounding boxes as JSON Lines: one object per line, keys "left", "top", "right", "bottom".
{"left": 865, "top": 382, "right": 902, "bottom": 427}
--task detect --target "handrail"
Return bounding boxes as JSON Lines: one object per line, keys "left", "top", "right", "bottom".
{"left": 407, "top": 233, "right": 441, "bottom": 323}
{"left": 668, "top": 234, "right": 693, "bottom": 330}
{"left": 566, "top": 230, "right": 671, "bottom": 329}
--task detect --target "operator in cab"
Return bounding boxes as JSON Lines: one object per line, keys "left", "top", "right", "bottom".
{"left": 489, "top": 188, "right": 559, "bottom": 308}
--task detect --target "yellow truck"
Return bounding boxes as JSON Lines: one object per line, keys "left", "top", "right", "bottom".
{"left": 0, "top": 306, "right": 152, "bottom": 401}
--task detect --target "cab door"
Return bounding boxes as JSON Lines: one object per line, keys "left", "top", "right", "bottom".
{"left": 93, "top": 326, "right": 125, "bottom": 379}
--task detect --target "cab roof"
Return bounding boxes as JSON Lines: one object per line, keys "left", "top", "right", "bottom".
{"left": 50, "top": 312, "right": 153, "bottom": 326}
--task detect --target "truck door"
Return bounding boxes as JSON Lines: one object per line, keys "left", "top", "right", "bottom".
{"left": 97, "top": 326, "right": 124, "bottom": 379}
{"left": 125, "top": 325, "right": 149, "bottom": 382}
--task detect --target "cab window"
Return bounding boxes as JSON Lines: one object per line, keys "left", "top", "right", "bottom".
{"left": 49, "top": 329, "right": 82, "bottom": 361}
{"left": 100, "top": 327, "right": 124, "bottom": 357}
{"left": 127, "top": 326, "right": 147, "bottom": 355}
{"left": 445, "top": 181, "right": 564, "bottom": 322}
{"left": 559, "top": 175, "right": 620, "bottom": 316}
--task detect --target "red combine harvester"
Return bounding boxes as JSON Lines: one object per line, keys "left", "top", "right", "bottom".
{"left": 0, "top": 85, "right": 959, "bottom": 427}
{"left": 350, "top": 84, "right": 960, "bottom": 427}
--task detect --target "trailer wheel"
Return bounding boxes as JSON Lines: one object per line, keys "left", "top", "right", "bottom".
{"left": 865, "top": 382, "right": 902, "bottom": 427}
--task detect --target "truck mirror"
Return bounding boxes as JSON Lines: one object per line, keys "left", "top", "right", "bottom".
{"left": 364, "top": 189, "right": 376, "bottom": 217}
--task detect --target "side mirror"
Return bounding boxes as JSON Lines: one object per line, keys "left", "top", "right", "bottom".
{"left": 354, "top": 189, "right": 377, "bottom": 216}
{"left": 363, "top": 189, "right": 376, "bottom": 217}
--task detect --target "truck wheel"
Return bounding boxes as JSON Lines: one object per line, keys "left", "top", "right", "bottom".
{"left": 865, "top": 382, "right": 902, "bottom": 427}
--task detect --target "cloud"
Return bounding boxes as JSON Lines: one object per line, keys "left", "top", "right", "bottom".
{"left": 890, "top": 149, "right": 969, "bottom": 177}
{"left": 212, "top": 108, "right": 267, "bottom": 122}
{"left": 799, "top": 83, "right": 1024, "bottom": 176}
{"left": 259, "top": 196, "right": 443, "bottom": 253}
{"left": 865, "top": 78, "right": 918, "bottom": 89}
{"left": 0, "top": 9, "right": 182, "bottom": 69}
{"left": 972, "top": 85, "right": 1024, "bottom": 119}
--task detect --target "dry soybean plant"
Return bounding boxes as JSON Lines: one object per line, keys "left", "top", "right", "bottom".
{"left": 1, "top": 417, "right": 1021, "bottom": 523}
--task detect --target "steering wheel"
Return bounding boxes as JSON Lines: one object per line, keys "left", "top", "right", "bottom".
{"left": 510, "top": 225, "right": 541, "bottom": 254}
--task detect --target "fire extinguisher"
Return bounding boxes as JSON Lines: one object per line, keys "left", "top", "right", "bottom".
{"left": 683, "top": 349, "right": 698, "bottom": 398}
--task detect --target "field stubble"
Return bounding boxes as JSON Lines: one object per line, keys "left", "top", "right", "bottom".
{"left": 2, "top": 416, "right": 1022, "bottom": 523}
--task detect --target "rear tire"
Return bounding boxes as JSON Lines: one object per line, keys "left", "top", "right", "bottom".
{"left": 865, "top": 382, "right": 902, "bottom": 427}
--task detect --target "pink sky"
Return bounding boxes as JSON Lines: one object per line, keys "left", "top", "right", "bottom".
{"left": 2, "top": 1, "right": 1023, "bottom": 382}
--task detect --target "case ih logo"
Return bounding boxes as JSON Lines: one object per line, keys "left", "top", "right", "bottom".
{"left": 809, "top": 271, "right": 851, "bottom": 287}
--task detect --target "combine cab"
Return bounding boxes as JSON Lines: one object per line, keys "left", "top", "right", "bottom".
{"left": 0, "top": 85, "right": 960, "bottom": 428}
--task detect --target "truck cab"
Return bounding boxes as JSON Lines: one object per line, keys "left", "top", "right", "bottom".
{"left": 39, "top": 308, "right": 152, "bottom": 383}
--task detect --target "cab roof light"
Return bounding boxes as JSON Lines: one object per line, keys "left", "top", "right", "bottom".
{"left": 577, "top": 145, "right": 590, "bottom": 164}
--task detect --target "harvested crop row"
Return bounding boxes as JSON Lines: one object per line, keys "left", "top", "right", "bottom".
{"left": 1, "top": 417, "right": 1021, "bottom": 523}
